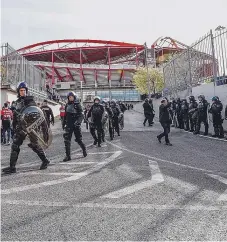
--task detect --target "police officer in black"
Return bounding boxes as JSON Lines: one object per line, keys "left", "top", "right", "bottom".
{"left": 2, "top": 82, "right": 50, "bottom": 174}
{"left": 209, "top": 96, "right": 224, "bottom": 138}
{"left": 194, "top": 95, "right": 209, "bottom": 135}
{"left": 181, "top": 99, "right": 189, "bottom": 131}
{"left": 157, "top": 98, "right": 172, "bottom": 146}
{"left": 103, "top": 101, "right": 114, "bottom": 141}
{"left": 87, "top": 96, "right": 105, "bottom": 147}
{"left": 62, "top": 92, "right": 87, "bottom": 161}
{"left": 176, "top": 98, "right": 183, "bottom": 129}
{"left": 143, "top": 98, "right": 153, "bottom": 126}
{"left": 188, "top": 96, "right": 198, "bottom": 132}
{"left": 41, "top": 99, "right": 54, "bottom": 127}
{"left": 110, "top": 100, "right": 121, "bottom": 136}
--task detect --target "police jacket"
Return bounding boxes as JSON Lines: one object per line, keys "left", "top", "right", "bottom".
{"left": 41, "top": 105, "right": 54, "bottom": 124}
{"left": 188, "top": 101, "right": 198, "bottom": 115}
{"left": 209, "top": 101, "right": 223, "bottom": 116}
{"left": 12, "top": 96, "right": 36, "bottom": 130}
{"left": 143, "top": 102, "right": 153, "bottom": 114}
{"left": 159, "top": 103, "right": 172, "bottom": 124}
{"left": 63, "top": 100, "right": 84, "bottom": 128}
{"left": 87, "top": 103, "right": 104, "bottom": 123}
{"left": 198, "top": 100, "right": 209, "bottom": 118}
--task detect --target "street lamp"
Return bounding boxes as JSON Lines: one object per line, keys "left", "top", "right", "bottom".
{"left": 215, "top": 25, "right": 226, "bottom": 78}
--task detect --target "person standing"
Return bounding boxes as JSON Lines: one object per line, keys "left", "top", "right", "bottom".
{"left": 1, "top": 102, "right": 13, "bottom": 145}
{"left": 194, "top": 95, "right": 209, "bottom": 135}
{"left": 157, "top": 98, "right": 173, "bottom": 146}
{"left": 209, "top": 96, "right": 224, "bottom": 138}
{"left": 40, "top": 100, "right": 54, "bottom": 128}
{"left": 59, "top": 104, "right": 65, "bottom": 126}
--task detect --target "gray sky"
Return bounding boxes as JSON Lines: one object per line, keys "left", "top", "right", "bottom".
{"left": 1, "top": 0, "right": 227, "bottom": 49}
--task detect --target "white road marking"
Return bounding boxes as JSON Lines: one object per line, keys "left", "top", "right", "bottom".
{"left": 102, "top": 160, "right": 164, "bottom": 198}
{"left": 207, "top": 174, "right": 227, "bottom": 201}
{"left": 106, "top": 141, "right": 227, "bottom": 176}
{"left": 2, "top": 199, "right": 227, "bottom": 211}
{"left": 1, "top": 151, "right": 122, "bottom": 195}
{"left": 25, "top": 172, "right": 81, "bottom": 176}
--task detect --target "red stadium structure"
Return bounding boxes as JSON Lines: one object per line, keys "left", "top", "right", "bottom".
{"left": 18, "top": 39, "right": 146, "bottom": 89}
{"left": 17, "top": 37, "right": 187, "bottom": 88}
{"left": 14, "top": 37, "right": 189, "bottom": 101}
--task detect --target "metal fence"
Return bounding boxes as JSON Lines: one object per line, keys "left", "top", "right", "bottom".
{"left": 163, "top": 27, "right": 227, "bottom": 97}
{"left": 1, "top": 43, "right": 46, "bottom": 92}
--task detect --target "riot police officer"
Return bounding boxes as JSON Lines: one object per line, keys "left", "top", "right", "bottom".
{"left": 194, "top": 95, "right": 209, "bottom": 135}
{"left": 209, "top": 96, "right": 224, "bottom": 138}
{"left": 110, "top": 100, "right": 121, "bottom": 136}
{"left": 176, "top": 98, "right": 183, "bottom": 129}
{"left": 2, "top": 82, "right": 50, "bottom": 174}
{"left": 188, "top": 96, "right": 198, "bottom": 132}
{"left": 103, "top": 101, "right": 114, "bottom": 140}
{"left": 87, "top": 96, "right": 105, "bottom": 147}
{"left": 181, "top": 99, "right": 189, "bottom": 131}
{"left": 143, "top": 98, "right": 153, "bottom": 126}
{"left": 62, "top": 91, "right": 87, "bottom": 161}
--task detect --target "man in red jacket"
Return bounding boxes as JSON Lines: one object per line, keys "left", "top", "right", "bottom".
{"left": 1, "top": 102, "right": 13, "bottom": 145}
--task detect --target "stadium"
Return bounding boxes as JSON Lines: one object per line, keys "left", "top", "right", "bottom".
{"left": 1, "top": 36, "right": 195, "bottom": 103}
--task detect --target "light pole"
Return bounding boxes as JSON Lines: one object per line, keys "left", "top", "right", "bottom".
{"left": 144, "top": 42, "right": 151, "bottom": 98}
{"left": 215, "top": 26, "right": 226, "bottom": 78}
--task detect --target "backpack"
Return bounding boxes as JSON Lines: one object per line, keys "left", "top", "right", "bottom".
{"left": 92, "top": 104, "right": 103, "bottom": 119}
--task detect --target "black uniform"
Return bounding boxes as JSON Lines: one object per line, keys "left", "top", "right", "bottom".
{"left": 102, "top": 103, "right": 114, "bottom": 141}
{"left": 157, "top": 101, "right": 172, "bottom": 145}
{"left": 209, "top": 101, "right": 224, "bottom": 138}
{"left": 62, "top": 100, "right": 87, "bottom": 160}
{"left": 176, "top": 98, "right": 183, "bottom": 129}
{"left": 181, "top": 99, "right": 189, "bottom": 131}
{"left": 188, "top": 99, "right": 198, "bottom": 132}
{"left": 2, "top": 96, "right": 50, "bottom": 173}
{"left": 119, "top": 102, "right": 127, "bottom": 113}
{"left": 194, "top": 98, "right": 209, "bottom": 135}
{"left": 111, "top": 102, "right": 121, "bottom": 136}
{"left": 143, "top": 100, "right": 153, "bottom": 126}
{"left": 87, "top": 103, "right": 105, "bottom": 146}
{"left": 41, "top": 104, "right": 54, "bottom": 127}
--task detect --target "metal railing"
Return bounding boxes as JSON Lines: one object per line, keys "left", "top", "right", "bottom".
{"left": 1, "top": 43, "right": 46, "bottom": 93}
{"left": 163, "top": 27, "right": 227, "bottom": 97}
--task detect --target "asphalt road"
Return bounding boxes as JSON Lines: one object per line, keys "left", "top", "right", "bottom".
{"left": 1, "top": 110, "right": 227, "bottom": 241}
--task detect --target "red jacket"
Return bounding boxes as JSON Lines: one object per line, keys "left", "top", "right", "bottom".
{"left": 1, "top": 108, "right": 13, "bottom": 121}
{"left": 59, "top": 106, "right": 65, "bottom": 117}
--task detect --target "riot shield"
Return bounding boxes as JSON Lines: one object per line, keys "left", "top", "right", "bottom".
{"left": 20, "top": 106, "right": 52, "bottom": 149}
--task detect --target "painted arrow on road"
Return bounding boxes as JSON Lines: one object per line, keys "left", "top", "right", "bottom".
{"left": 102, "top": 160, "right": 164, "bottom": 199}
{"left": 207, "top": 174, "right": 227, "bottom": 201}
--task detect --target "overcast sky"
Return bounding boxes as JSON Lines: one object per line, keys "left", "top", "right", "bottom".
{"left": 1, "top": 0, "right": 226, "bottom": 49}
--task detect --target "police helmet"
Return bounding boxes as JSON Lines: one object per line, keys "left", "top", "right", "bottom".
{"left": 67, "top": 91, "right": 77, "bottom": 99}
{"left": 94, "top": 96, "right": 101, "bottom": 102}
{"left": 212, "top": 96, "right": 219, "bottom": 102}
{"left": 17, "top": 82, "right": 28, "bottom": 95}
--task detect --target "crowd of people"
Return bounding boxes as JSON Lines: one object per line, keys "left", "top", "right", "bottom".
{"left": 2, "top": 81, "right": 226, "bottom": 175}
{"left": 1, "top": 82, "right": 129, "bottom": 174}
{"left": 142, "top": 95, "right": 227, "bottom": 145}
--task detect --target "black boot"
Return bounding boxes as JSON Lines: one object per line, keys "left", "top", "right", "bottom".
{"left": 77, "top": 141, "right": 87, "bottom": 157}
{"left": 40, "top": 159, "right": 50, "bottom": 170}
{"left": 63, "top": 143, "right": 71, "bottom": 162}
{"left": 2, "top": 166, "right": 16, "bottom": 174}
